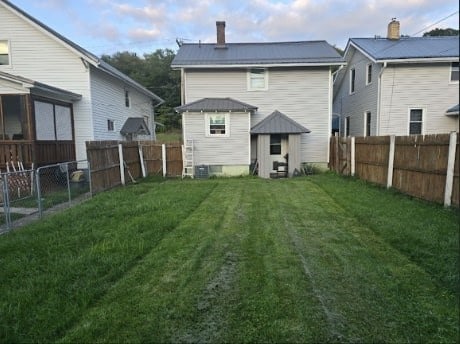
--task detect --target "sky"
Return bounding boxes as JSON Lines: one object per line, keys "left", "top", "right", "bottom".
{"left": 8, "top": 0, "right": 460, "bottom": 56}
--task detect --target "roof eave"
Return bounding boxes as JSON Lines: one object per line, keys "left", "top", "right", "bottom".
{"left": 377, "top": 57, "right": 459, "bottom": 64}
{"left": 171, "top": 61, "right": 345, "bottom": 69}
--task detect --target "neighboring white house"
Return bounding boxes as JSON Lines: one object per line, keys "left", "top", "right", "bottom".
{"left": 172, "top": 21, "right": 344, "bottom": 178}
{"left": 333, "top": 19, "right": 459, "bottom": 137}
{"left": 0, "top": 0, "right": 163, "bottom": 167}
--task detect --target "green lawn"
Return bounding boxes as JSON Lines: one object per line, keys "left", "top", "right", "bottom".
{"left": 0, "top": 174, "right": 458, "bottom": 343}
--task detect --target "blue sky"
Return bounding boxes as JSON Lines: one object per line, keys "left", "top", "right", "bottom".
{"left": 8, "top": 0, "right": 460, "bottom": 56}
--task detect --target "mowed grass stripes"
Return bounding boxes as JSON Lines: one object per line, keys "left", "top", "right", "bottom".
{"left": 0, "top": 175, "right": 458, "bottom": 342}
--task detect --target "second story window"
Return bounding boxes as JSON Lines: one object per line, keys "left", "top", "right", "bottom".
{"left": 451, "top": 62, "right": 459, "bottom": 82}
{"left": 350, "top": 68, "right": 356, "bottom": 93}
{"left": 107, "top": 119, "right": 115, "bottom": 132}
{"left": 125, "top": 90, "right": 130, "bottom": 107}
{"left": 366, "top": 64, "right": 372, "bottom": 85}
{"left": 248, "top": 68, "right": 267, "bottom": 91}
{"left": 0, "top": 40, "right": 9, "bottom": 65}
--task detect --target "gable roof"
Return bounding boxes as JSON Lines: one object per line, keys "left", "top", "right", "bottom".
{"left": 175, "top": 98, "right": 258, "bottom": 113}
{"left": 120, "top": 117, "right": 151, "bottom": 136}
{"left": 250, "top": 110, "right": 311, "bottom": 134}
{"left": 172, "top": 41, "right": 344, "bottom": 68}
{"left": 0, "top": 0, "right": 163, "bottom": 104}
{"left": 346, "top": 36, "right": 459, "bottom": 62}
{"left": 0, "top": 71, "right": 82, "bottom": 102}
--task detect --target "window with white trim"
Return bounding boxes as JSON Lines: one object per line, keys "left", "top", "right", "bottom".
{"left": 0, "top": 40, "right": 9, "bottom": 65}
{"left": 107, "top": 119, "right": 115, "bottom": 132}
{"left": 450, "top": 62, "right": 459, "bottom": 82}
{"left": 409, "top": 109, "right": 423, "bottom": 135}
{"left": 366, "top": 63, "right": 372, "bottom": 85}
{"left": 349, "top": 68, "right": 356, "bottom": 93}
{"left": 365, "top": 111, "right": 371, "bottom": 136}
{"left": 124, "top": 90, "right": 130, "bottom": 107}
{"left": 248, "top": 68, "right": 267, "bottom": 91}
{"left": 206, "top": 113, "right": 229, "bottom": 137}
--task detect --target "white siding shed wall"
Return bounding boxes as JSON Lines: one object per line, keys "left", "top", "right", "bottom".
{"left": 182, "top": 111, "right": 250, "bottom": 166}
{"left": 184, "top": 67, "right": 332, "bottom": 163}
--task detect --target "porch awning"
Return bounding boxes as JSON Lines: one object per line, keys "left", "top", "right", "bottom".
{"left": 251, "top": 110, "right": 311, "bottom": 134}
{"left": 175, "top": 97, "right": 258, "bottom": 113}
{"left": 120, "top": 117, "right": 150, "bottom": 136}
{"left": 445, "top": 104, "right": 459, "bottom": 116}
{"left": 0, "top": 71, "right": 82, "bottom": 102}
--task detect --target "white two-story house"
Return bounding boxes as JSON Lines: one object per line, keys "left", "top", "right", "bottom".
{"left": 172, "top": 21, "right": 344, "bottom": 178}
{"left": 333, "top": 19, "right": 459, "bottom": 137}
{"left": 0, "top": 0, "right": 163, "bottom": 168}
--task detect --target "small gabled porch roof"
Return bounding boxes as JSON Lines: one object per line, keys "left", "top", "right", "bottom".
{"left": 120, "top": 117, "right": 151, "bottom": 136}
{"left": 175, "top": 97, "right": 258, "bottom": 113}
{"left": 251, "top": 110, "right": 311, "bottom": 134}
{"left": 445, "top": 103, "right": 459, "bottom": 116}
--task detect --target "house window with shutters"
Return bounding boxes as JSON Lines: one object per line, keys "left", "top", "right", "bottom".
{"left": 409, "top": 108, "right": 423, "bottom": 135}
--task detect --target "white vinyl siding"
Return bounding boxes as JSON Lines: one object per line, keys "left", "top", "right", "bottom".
{"left": 379, "top": 63, "right": 459, "bottom": 135}
{"left": 333, "top": 48, "right": 380, "bottom": 137}
{"left": 185, "top": 67, "right": 331, "bottom": 164}
{"left": 182, "top": 111, "right": 250, "bottom": 166}
{"left": 90, "top": 68, "right": 154, "bottom": 141}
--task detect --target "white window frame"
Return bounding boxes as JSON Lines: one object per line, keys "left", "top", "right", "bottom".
{"left": 345, "top": 116, "right": 350, "bottom": 137}
{"left": 205, "top": 113, "right": 230, "bottom": 137}
{"left": 450, "top": 62, "right": 459, "bottom": 83}
{"left": 107, "top": 119, "right": 115, "bottom": 132}
{"left": 364, "top": 111, "right": 371, "bottom": 136}
{"left": 0, "top": 40, "right": 11, "bottom": 67}
{"left": 247, "top": 68, "right": 268, "bottom": 91}
{"left": 408, "top": 108, "right": 424, "bottom": 135}
{"left": 366, "top": 63, "right": 372, "bottom": 85}
{"left": 349, "top": 68, "right": 356, "bottom": 94}
{"left": 124, "top": 90, "right": 130, "bottom": 108}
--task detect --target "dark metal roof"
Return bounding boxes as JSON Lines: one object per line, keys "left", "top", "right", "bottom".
{"left": 446, "top": 103, "right": 459, "bottom": 116}
{"left": 349, "top": 36, "right": 459, "bottom": 61}
{"left": 175, "top": 98, "right": 258, "bottom": 113}
{"left": 1, "top": 0, "right": 163, "bottom": 104}
{"left": 251, "top": 110, "right": 311, "bottom": 134}
{"left": 120, "top": 117, "right": 150, "bottom": 136}
{"left": 0, "top": 71, "right": 82, "bottom": 101}
{"left": 172, "top": 41, "right": 344, "bottom": 67}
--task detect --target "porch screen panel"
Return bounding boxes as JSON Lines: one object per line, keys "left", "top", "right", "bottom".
{"left": 55, "top": 105, "right": 72, "bottom": 140}
{"left": 34, "top": 101, "right": 55, "bottom": 140}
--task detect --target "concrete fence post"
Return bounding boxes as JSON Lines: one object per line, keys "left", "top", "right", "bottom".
{"left": 444, "top": 131, "right": 457, "bottom": 207}
{"left": 387, "top": 135, "right": 395, "bottom": 189}
{"left": 118, "top": 143, "right": 125, "bottom": 186}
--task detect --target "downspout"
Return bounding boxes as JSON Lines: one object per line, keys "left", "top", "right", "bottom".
{"left": 377, "top": 61, "right": 387, "bottom": 135}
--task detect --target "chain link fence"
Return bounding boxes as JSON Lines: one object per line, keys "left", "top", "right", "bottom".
{"left": 0, "top": 160, "right": 92, "bottom": 233}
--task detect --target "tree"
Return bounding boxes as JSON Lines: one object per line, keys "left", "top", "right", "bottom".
{"left": 101, "top": 49, "right": 181, "bottom": 130}
{"left": 423, "top": 28, "right": 459, "bottom": 37}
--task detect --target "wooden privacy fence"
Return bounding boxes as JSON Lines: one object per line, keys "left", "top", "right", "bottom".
{"left": 86, "top": 141, "right": 183, "bottom": 193}
{"left": 329, "top": 132, "right": 459, "bottom": 207}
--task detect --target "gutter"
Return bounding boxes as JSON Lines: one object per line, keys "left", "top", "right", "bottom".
{"left": 376, "top": 61, "right": 387, "bottom": 135}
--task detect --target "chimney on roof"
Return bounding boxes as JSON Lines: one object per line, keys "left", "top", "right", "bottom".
{"left": 387, "top": 18, "right": 400, "bottom": 40}
{"left": 216, "top": 21, "right": 226, "bottom": 47}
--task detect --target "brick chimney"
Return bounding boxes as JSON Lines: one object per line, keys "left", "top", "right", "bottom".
{"left": 216, "top": 21, "right": 226, "bottom": 47}
{"left": 387, "top": 18, "right": 400, "bottom": 40}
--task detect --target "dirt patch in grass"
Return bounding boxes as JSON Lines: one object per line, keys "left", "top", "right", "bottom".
{"left": 173, "top": 251, "right": 238, "bottom": 343}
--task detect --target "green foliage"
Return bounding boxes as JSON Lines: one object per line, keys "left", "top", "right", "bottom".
{"left": 423, "top": 28, "right": 459, "bottom": 36}
{"left": 101, "top": 49, "right": 181, "bottom": 130}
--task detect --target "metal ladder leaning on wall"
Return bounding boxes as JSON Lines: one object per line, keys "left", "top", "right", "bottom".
{"left": 182, "top": 139, "right": 194, "bottom": 178}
